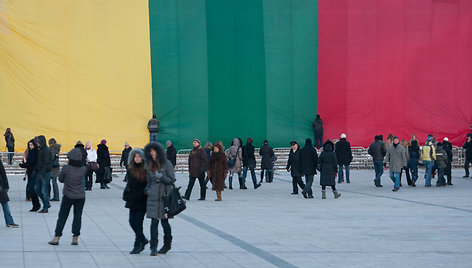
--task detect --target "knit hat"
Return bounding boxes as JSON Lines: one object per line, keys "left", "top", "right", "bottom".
{"left": 393, "top": 136, "right": 399, "bottom": 140}
{"left": 427, "top": 135, "right": 433, "bottom": 141}
{"left": 166, "top": 140, "right": 172, "bottom": 146}
{"left": 340, "top": 133, "right": 347, "bottom": 139}
{"left": 101, "top": 139, "right": 107, "bottom": 145}
{"left": 193, "top": 138, "right": 201, "bottom": 145}
{"left": 443, "top": 137, "right": 449, "bottom": 142}
{"left": 290, "top": 141, "right": 298, "bottom": 146}
{"left": 124, "top": 142, "right": 129, "bottom": 146}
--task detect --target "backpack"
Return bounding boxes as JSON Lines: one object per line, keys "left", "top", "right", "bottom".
{"left": 52, "top": 153, "right": 60, "bottom": 168}
{"left": 227, "top": 147, "right": 239, "bottom": 168}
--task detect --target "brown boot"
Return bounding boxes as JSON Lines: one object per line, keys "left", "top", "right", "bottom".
{"left": 215, "top": 191, "right": 222, "bottom": 201}
{"left": 48, "top": 236, "right": 60, "bottom": 245}
{"left": 71, "top": 236, "right": 79, "bottom": 245}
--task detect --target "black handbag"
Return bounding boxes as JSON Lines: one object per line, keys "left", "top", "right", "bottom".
{"left": 162, "top": 185, "right": 186, "bottom": 217}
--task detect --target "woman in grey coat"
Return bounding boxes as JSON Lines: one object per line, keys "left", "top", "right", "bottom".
{"left": 144, "top": 142, "right": 176, "bottom": 256}
{"left": 226, "top": 138, "right": 244, "bottom": 189}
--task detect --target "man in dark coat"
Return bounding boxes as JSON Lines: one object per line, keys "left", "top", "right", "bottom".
{"left": 335, "top": 133, "right": 353, "bottom": 183}
{"left": 0, "top": 160, "right": 19, "bottom": 227}
{"left": 242, "top": 138, "right": 261, "bottom": 189}
{"left": 313, "top": 114, "right": 323, "bottom": 149}
{"left": 97, "top": 139, "right": 111, "bottom": 189}
{"left": 259, "top": 140, "right": 275, "bottom": 183}
{"left": 287, "top": 141, "right": 306, "bottom": 195}
{"left": 147, "top": 114, "right": 159, "bottom": 142}
{"left": 300, "top": 138, "right": 318, "bottom": 199}
{"left": 462, "top": 133, "right": 472, "bottom": 178}
{"left": 184, "top": 139, "right": 207, "bottom": 200}
{"left": 74, "top": 141, "right": 87, "bottom": 166}
{"left": 165, "top": 140, "right": 177, "bottom": 167}
{"left": 368, "top": 135, "right": 387, "bottom": 187}
{"left": 442, "top": 137, "right": 453, "bottom": 185}
{"left": 120, "top": 142, "right": 133, "bottom": 170}
{"left": 319, "top": 140, "right": 341, "bottom": 199}
{"left": 34, "top": 135, "right": 53, "bottom": 213}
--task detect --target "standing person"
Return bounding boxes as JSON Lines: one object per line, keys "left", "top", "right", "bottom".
{"left": 407, "top": 140, "right": 420, "bottom": 187}
{"left": 259, "top": 140, "right": 275, "bottom": 183}
{"left": 399, "top": 139, "right": 411, "bottom": 186}
{"left": 463, "top": 133, "right": 472, "bottom": 178}
{"left": 144, "top": 142, "right": 176, "bottom": 255}
{"left": 147, "top": 115, "right": 159, "bottom": 142}
{"left": 300, "top": 138, "right": 318, "bottom": 199}
{"left": 422, "top": 134, "right": 437, "bottom": 187}
{"left": 242, "top": 138, "right": 261, "bottom": 189}
{"left": 48, "top": 148, "right": 87, "bottom": 246}
{"left": 313, "top": 114, "right": 323, "bottom": 149}
{"left": 21, "top": 140, "right": 40, "bottom": 209}
{"left": 335, "top": 133, "right": 353, "bottom": 183}
{"left": 4, "top": 128, "right": 15, "bottom": 165}
{"left": 385, "top": 136, "right": 407, "bottom": 192}
{"left": 319, "top": 140, "right": 341, "bottom": 199}
{"left": 226, "top": 138, "right": 244, "bottom": 189}
{"left": 408, "top": 134, "right": 419, "bottom": 147}
{"left": 368, "top": 135, "right": 387, "bottom": 187}
{"left": 34, "top": 135, "right": 52, "bottom": 213}
{"left": 85, "top": 142, "right": 97, "bottom": 191}
{"left": 183, "top": 139, "right": 207, "bottom": 200}
{"left": 122, "top": 148, "right": 148, "bottom": 254}
{"left": 442, "top": 137, "right": 453, "bottom": 185}
{"left": 385, "top": 134, "right": 394, "bottom": 151}
{"left": 203, "top": 142, "right": 212, "bottom": 186}
{"left": 207, "top": 143, "right": 228, "bottom": 201}
{"left": 97, "top": 140, "right": 111, "bottom": 189}
{"left": 120, "top": 142, "right": 132, "bottom": 171}
{"left": 435, "top": 142, "right": 448, "bottom": 187}
{"left": 286, "top": 141, "right": 306, "bottom": 195}
{"left": 0, "top": 160, "right": 19, "bottom": 228}
{"left": 49, "top": 138, "right": 61, "bottom": 202}
{"left": 166, "top": 140, "right": 177, "bottom": 168}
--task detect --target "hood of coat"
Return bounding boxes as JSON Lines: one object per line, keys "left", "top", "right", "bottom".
{"left": 67, "top": 148, "right": 82, "bottom": 161}
{"left": 50, "top": 143, "right": 62, "bottom": 152}
{"left": 35, "top": 135, "right": 48, "bottom": 149}
{"left": 128, "top": 148, "right": 146, "bottom": 166}
{"left": 304, "top": 138, "right": 313, "bottom": 147}
{"left": 323, "top": 140, "right": 334, "bottom": 152}
{"left": 97, "top": 143, "right": 108, "bottom": 151}
{"left": 231, "top": 138, "right": 241, "bottom": 147}
{"left": 144, "top": 142, "right": 167, "bottom": 165}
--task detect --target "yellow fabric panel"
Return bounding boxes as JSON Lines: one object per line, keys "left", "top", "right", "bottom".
{"left": 0, "top": 0, "right": 152, "bottom": 152}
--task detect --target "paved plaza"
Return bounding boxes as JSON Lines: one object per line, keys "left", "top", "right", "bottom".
{"left": 1, "top": 169, "right": 471, "bottom": 268}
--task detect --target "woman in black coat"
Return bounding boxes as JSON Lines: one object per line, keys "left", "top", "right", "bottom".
{"left": 0, "top": 160, "right": 19, "bottom": 227}
{"left": 319, "top": 140, "right": 341, "bottom": 199}
{"left": 21, "top": 139, "right": 41, "bottom": 211}
{"left": 96, "top": 140, "right": 111, "bottom": 189}
{"left": 123, "top": 148, "right": 148, "bottom": 254}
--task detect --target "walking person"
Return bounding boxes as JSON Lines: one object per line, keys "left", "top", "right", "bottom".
{"left": 34, "top": 135, "right": 53, "bottom": 213}
{"left": 122, "top": 148, "right": 149, "bottom": 254}
{"left": 407, "top": 140, "right": 420, "bottom": 187}
{"left": 0, "top": 160, "right": 19, "bottom": 228}
{"left": 335, "top": 133, "right": 353, "bottom": 183}
{"left": 166, "top": 140, "right": 177, "bottom": 168}
{"left": 259, "top": 140, "right": 275, "bottom": 183}
{"left": 385, "top": 136, "right": 407, "bottom": 192}
{"left": 422, "top": 134, "right": 436, "bottom": 187}
{"left": 144, "top": 142, "right": 176, "bottom": 255}
{"left": 319, "top": 140, "right": 341, "bottom": 199}
{"left": 49, "top": 138, "right": 61, "bottom": 202}
{"left": 442, "top": 137, "right": 453, "bottom": 185}
{"left": 300, "top": 138, "right": 318, "bottom": 199}
{"left": 4, "top": 128, "right": 15, "bottom": 165}
{"left": 207, "top": 143, "right": 228, "bottom": 201}
{"left": 85, "top": 142, "right": 97, "bottom": 191}
{"left": 97, "top": 140, "right": 111, "bottom": 189}
{"left": 463, "top": 133, "right": 472, "bottom": 178}
{"left": 203, "top": 142, "right": 212, "bottom": 186}
{"left": 287, "top": 141, "right": 306, "bottom": 195}
{"left": 313, "top": 114, "right": 323, "bottom": 149}
{"left": 226, "top": 138, "right": 244, "bottom": 189}
{"left": 183, "top": 139, "right": 207, "bottom": 200}
{"left": 120, "top": 142, "right": 132, "bottom": 171}
{"left": 399, "top": 139, "right": 411, "bottom": 186}
{"left": 435, "top": 142, "right": 448, "bottom": 187}
{"left": 48, "top": 148, "right": 87, "bottom": 246}
{"left": 242, "top": 138, "right": 261, "bottom": 189}
{"left": 368, "top": 135, "right": 387, "bottom": 187}
{"left": 147, "top": 115, "right": 159, "bottom": 142}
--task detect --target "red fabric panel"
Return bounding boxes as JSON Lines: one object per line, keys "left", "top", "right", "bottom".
{"left": 319, "top": 0, "right": 472, "bottom": 146}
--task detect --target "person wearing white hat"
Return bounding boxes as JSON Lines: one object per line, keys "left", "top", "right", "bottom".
{"left": 442, "top": 137, "right": 453, "bottom": 185}
{"left": 335, "top": 133, "right": 353, "bottom": 183}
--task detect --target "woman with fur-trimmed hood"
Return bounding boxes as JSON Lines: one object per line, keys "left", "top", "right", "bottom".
{"left": 207, "top": 143, "right": 228, "bottom": 201}
{"left": 144, "top": 142, "right": 176, "bottom": 256}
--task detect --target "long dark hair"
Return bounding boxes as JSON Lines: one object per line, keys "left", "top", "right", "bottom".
{"left": 4, "top": 128, "right": 11, "bottom": 136}
{"left": 130, "top": 160, "right": 146, "bottom": 182}
{"left": 147, "top": 152, "right": 161, "bottom": 172}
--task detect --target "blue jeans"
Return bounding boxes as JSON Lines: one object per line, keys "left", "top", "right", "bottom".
{"left": 150, "top": 218, "right": 172, "bottom": 243}
{"left": 338, "top": 164, "right": 350, "bottom": 183}
{"left": 129, "top": 209, "right": 147, "bottom": 247}
{"left": 373, "top": 160, "right": 384, "bottom": 185}
{"left": 50, "top": 177, "right": 60, "bottom": 200}
{"left": 389, "top": 171, "right": 400, "bottom": 189}
{"left": 424, "top": 160, "right": 433, "bottom": 186}
{"left": 1, "top": 202, "right": 15, "bottom": 226}
{"left": 409, "top": 164, "right": 418, "bottom": 183}
{"left": 150, "top": 132, "right": 158, "bottom": 142}
{"left": 242, "top": 166, "right": 258, "bottom": 187}
{"left": 35, "top": 172, "right": 51, "bottom": 210}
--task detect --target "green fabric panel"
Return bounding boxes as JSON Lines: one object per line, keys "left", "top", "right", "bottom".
{"left": 149, "top": 0, "right": 208, "bottom": 149}
{"left": 206, "top": 0, "right": 267, "bottom": 147}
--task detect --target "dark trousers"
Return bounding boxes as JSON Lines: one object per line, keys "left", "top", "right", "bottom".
{"left": 184, "top": 176, "right": 206, "bottom": 200}
{"left": 314, "top": 131, "right": 323, "bottom": 148}
{"left": 373, "top": 160, "right": 384, "bottom": 185}
{"left": 150, "top": 218, "right": 172, "bottom": 243}
{"left": 400, "top": 167, "right": 412, "bottom": 186}
{"left": 303, "top": 175, "right": 314, "bottom": 196}
{"left": 445, "top": 162, "right": 452, "bottom": 184}
{"left": 129, "top": 209, "right": 147, "bottom": 247}
{"left": 260, "top": 169, "right": 273, "bottom": 182}
{"left": 86, "top": 169, "right": 94, "bottom": 190}
{"left": 322, "top": 185, "right": 336, "bottom": 191}
{"left": 465, "top": 157, "right": 471, "bottom": 176}
{"left": 27, "top": 173, "right": 40, "bottom": 210}
{"left": 7, "top": 146, "right": 14, "bottom": 165}
{"left": 291, "top": 176, "right": 305, "bottom": 194}
{"left": 436, "top": 168, "right": 446, "bottom": 186}
{"left": 54, "top": 196, "right": 85, "bottom": 237}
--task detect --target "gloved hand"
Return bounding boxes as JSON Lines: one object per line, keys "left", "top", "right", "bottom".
{"left": 154, "top": 171, "right": 163, "bottom": 180}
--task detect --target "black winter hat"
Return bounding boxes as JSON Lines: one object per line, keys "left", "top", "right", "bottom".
{"left": 290, "top": 141, "right": 298, "bottom": 146}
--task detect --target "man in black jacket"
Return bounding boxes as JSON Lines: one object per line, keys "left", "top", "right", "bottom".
{"left": 368, "top": 135, "right": 387, "bottom": 187}
{"left": 34, "top": 135, "right": 53, "bottom": 213}
{"left": 300, "top": 138, "right": 318, "bottom": 198}
{"left": 287, "top": 141, "right": 306, "bottom": 195}
{"left": 242, "top": 138, "right": 261, "bottom": 189}
{"left": 335, "top": 133, "right": 353, "bottom": 183}
{"left": 166, "top": 140, "right": 177, "bottom": 167}
{"left": 259, "top": 140, "right": 275, "bottom": 183}
{"left": 442, "top": 137, "right": 453, "bottom": 185}
{"left": 463, "top": 133, "right": 472, "bottom": 178}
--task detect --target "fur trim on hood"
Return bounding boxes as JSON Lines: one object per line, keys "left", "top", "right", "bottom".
{"left": 144, "top": 142, "right": 167, "bottom": 165}
{"left": 323, "top": 140, "right": 334, "bottom": 152}
{"left": 128, "top": 148, "right": 146, "bottom": 167}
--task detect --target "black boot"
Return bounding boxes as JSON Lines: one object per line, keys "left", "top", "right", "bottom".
{"left": 130, "top": 244, "right": 141, "bottom": 254}
{"left": 239, "top": 176, "right": 247, "bottom": 189}
{"left": 158, "top": 237, "right": 172, "bottom": 254}
{"left": 150, "top": 240, "right": 158, "bottom": 256}
{"left": 138, "top": 238, "right": 148, "bottom": 253}
{"left": 229, "top": 176, "right": 233, "bottom": 189}
{"left": 199, "top": 186, "right": 206, "bottom": 200}
{"left": 269, "top": 171, "right": 274, "bottom": 183}
{"left": 260, "top": 171, "right": 264, "bottom": 183}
